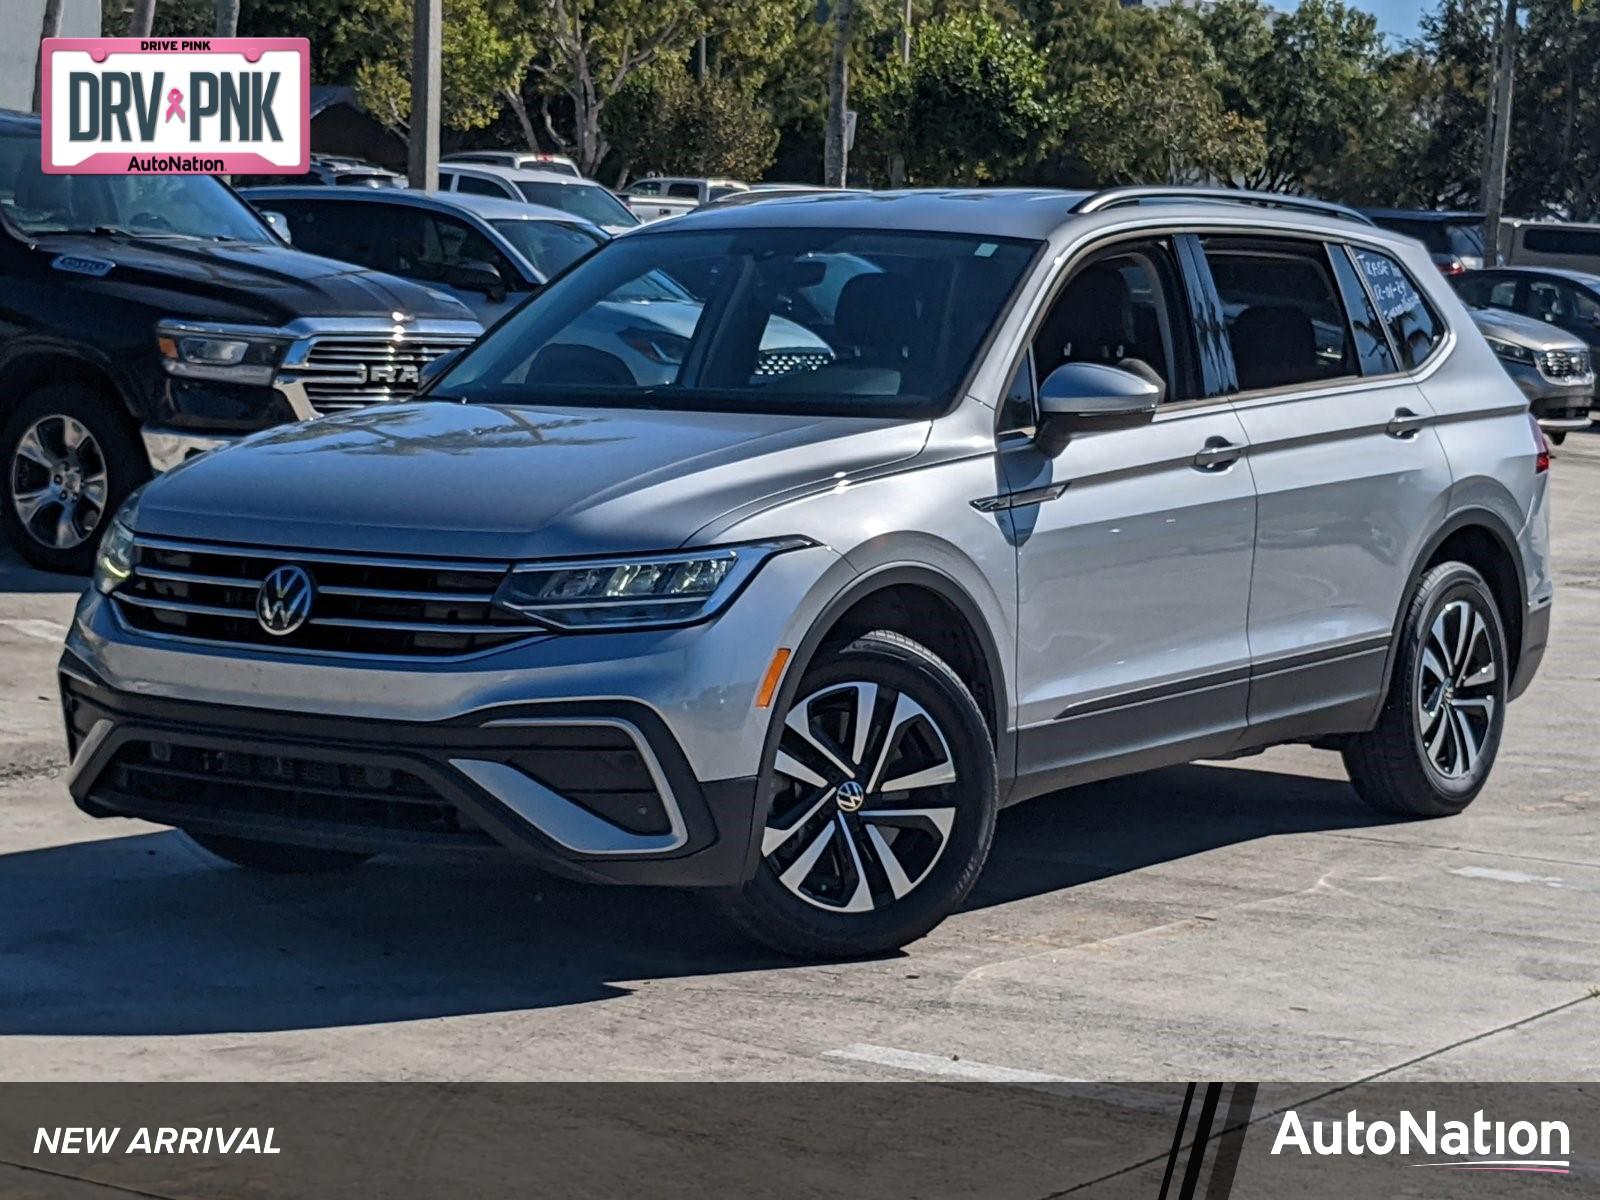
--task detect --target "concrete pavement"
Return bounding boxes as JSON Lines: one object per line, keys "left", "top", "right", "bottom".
{"left": 1, "top": 433, "right": 1596, "bottom": 1082}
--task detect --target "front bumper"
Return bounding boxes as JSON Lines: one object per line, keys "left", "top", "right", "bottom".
{"left": 60, "top": 653, "right": 763, "bottom": 887}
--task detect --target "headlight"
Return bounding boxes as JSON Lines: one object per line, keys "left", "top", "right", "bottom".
{"left": 157, "top": 321, "right": 285, "bottom": 384}
{"left": 493, "top": 538, "right": 812, "bottom": 630}
{"left": 93, "top": 517, "right": 137, "bottom": 595}
{"left": 1484, "top": 336, "right": 1535, "bottom": 366}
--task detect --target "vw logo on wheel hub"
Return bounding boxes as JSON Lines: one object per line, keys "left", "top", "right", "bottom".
{"left": 256, "top": 564, "right": 314, "bottom": 636}
{"left": 835, "top": 780, "right": 866, "bottom": 813}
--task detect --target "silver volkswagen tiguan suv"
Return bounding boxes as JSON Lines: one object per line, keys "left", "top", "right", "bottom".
{"left": 61, "top": 187, "right": 1553, "bottom": 958}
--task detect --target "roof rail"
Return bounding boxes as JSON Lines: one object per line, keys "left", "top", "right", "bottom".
{"left": 1073, "top": 187, "right": 1375, "bottom": 226}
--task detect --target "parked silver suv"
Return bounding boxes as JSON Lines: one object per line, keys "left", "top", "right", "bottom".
{"left": 60, "top": 188, "right": 1553, "bottom": 958}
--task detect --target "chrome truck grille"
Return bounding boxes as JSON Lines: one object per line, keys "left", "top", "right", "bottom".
{"left": 278, "top": 335, "right": 476, "bottom": 414}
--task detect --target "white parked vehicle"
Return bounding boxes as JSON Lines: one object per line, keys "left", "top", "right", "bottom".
{"left": 438, "top": 163, "right": 640, "bottom": 235}
{"left": 624, "top": 176, "right": 748, "bottom": 222}
{"left": 443, "top": 150, "right": 582, "bottom": 178}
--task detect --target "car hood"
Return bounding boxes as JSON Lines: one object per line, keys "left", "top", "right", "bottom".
{"left": 1467, "top": 305, "right": 1588, "bottom": 351}
{"left": 135, "top": 400, "right": 928, "bottom": 558}
{"left": 33, "top": 234, "right": 473, "bottom": 324}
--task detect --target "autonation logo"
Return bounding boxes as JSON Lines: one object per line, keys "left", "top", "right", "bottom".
{"left": 1272, "top": 1108, "right": 1571, "bottom": 1174}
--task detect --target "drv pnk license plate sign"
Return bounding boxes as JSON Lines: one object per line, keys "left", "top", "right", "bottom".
{"left": 41, "top": 38, "right": 309, "bottom": 175}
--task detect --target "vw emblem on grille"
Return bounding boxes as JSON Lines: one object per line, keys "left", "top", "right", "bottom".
{"left": 835, "top": 780, "right": 866, "bottom": 813}
{"left": 256, "top": 565, "right": 314, "bottom": 636}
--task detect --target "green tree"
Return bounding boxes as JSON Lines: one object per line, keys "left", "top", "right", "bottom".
{"left": 1193, "top": 0, "right": 1397, "bottom": 192}
{"left": 861, "top": 8, "right": 1055, "bottom": 184}
{"left": 1037, "top": 0, "right": 1265, "bottom": 185}
{"left": 352, "top": 0, "right": 534, "bottom": 145}
{"left": 604, "top": 57, "right": 780, "bottom": 180}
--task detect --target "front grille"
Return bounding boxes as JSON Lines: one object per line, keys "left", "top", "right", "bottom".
{"left": 113, "top": 538, "right": 545, "bottom": 657}
{"left": 283, "top": 335, "right": 475, "bottom": 413}
{"left": 103, "top": 740, "right": 491, "bottom": 842}
{"left": 1536, "top": 347, "right": 1592, "bottom": 380}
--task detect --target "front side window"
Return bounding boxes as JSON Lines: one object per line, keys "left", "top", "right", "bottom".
{"left": 1353, "top": 247, "right": 1444, "bottom": 370}
{"left": 1031, "top": 239, "right": 1192, "bottom": 402}
{"left": 1204, "top": 237, "right": 1354, "bottom": 391}
{"left": 0, "top": 131, "right": 273, "bottom": 243}
{"left": 436, "top": 227, "right": 1040, "bottom": 419}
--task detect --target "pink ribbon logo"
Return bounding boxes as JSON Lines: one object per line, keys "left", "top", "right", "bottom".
{"left": 164, "top": 88, "right": 185, "bottom": 123}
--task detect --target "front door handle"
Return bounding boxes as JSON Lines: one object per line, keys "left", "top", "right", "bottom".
{"left": 1193, "top": 436, "right": 1243, "bottom": 470}
{"left": 1387, "top": 407, "right": 1428, "bottom": 439}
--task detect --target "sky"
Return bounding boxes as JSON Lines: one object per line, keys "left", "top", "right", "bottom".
{"left": 1270, "top": 0, "right": 1428, "bottom": 41}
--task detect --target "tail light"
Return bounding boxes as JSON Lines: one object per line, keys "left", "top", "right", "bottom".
{"left": 1530, "top": 413, "right": 1550, "bottom": 473}
{"left": 1442, "top": 257, "right": 1467, "bottom": 277}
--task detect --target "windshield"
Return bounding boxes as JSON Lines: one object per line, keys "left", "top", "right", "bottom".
{"left": 490, "top": 218, "right": 606, "bottom": 280}
{"left": 516, "top": 180, "right": 638, "bottom": 227}
{"left": 0, "top": 132, "right": 275, "bottom": 243}
{"left": 436, "top": 227, "right": 1040, "bottom": 418}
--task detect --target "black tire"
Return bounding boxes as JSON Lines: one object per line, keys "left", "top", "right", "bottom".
{"left": 1548, "top": 430, "right": 1567, "bottom": 446}
{"left": 186, "top": 831, "right": 373, "bottom": 875}
{"left": 720, "top": 630, "right": 998, "bottom": 959}
{"left": 1, "top": 383, "right": 148, "bottom": 574}
{"left": 1343, "top": 562, "right": 1509, "bottom": 818}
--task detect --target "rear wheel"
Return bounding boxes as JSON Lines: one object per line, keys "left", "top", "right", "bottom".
{"left": 721, "top": 630, "right": 998, "bottom": 959}
{"left": 1, "top": 384, "right": 147, "bottom": 573}
{"left": 1343, "top": 562, "right": 1508, "bottom": 818}
{"left": 186, "top": 831, "right": 373, "bottom": 875}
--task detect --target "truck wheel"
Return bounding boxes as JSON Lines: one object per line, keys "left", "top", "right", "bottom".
{"left": 187, "top": 831, "right": 373, "bottom": 875}
{"left": 720, "top": 630, "right": 998, "bottom": 959}
{"left": 1343, "top": 562, "right": 1508, "bottom": 818}
{"left": 1, "top": 384, "right": 148, "bottom": 574}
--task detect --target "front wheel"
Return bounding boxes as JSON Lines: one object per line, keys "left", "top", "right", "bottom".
{"left": 1, "top": 384, "right": 148, "bottom": 573}
{"left": 1343, "top": 562, "right": 1508, "bottom": 818}
{"left": 720, "top": 630, "right": 998, "bottom": 959}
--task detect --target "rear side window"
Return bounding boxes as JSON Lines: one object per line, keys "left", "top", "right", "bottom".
{"left": 1523, "top": 226, "right": 1600, "bottom": 257}
{"left": 455, "top": 174, "right": 507, "bottom": 198}
{"left": 1329, "top": 246, "right": 1398, "bottom": 375}
{"left": 1203, "top": 237, "right": 1353, "bottom": 392}
{"left": 1353, "top": 248, "right": 1444, "bottom": 369}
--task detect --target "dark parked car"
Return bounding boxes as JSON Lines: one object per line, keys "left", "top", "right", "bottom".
{"left": 1360, "top": 209, "right": 1486, "bottom": 275}
{"left": 0, "top": 110, "right": 480, "bottom": 572}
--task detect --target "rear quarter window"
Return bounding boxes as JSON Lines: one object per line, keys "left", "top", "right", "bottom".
{"left": 1352, "top": 248, "right": 1444, "bottom": 370}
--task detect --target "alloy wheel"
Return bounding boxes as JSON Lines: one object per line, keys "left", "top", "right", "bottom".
{"left": 763, "top": 681, "right": 960, "bottom": 913}
{"left": 1415, "top": 597, "right": 1498, "bottom": 780}
{"left": 9, "top": 414, "right": 109, "bottom": 551}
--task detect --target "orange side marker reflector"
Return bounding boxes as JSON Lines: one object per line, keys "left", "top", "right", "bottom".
{"left": 754, "top": 647, "right": 792, "bottom": 709}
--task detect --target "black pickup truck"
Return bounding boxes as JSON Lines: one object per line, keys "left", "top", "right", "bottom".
{"left": 0, "top": 110, "right": 481, "bottom": 572}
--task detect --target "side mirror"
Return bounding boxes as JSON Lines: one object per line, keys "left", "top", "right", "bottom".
{"left": 418, "top": 348, "right": 463, "bottom": 391}
{"left": 445, "top": 261, "right": 507, "bottom": 302}
{"left": 1034, "top": 361, "right": 1161, "bottom": 457}
{"left": 259, "top": 210, "right": 291, "bottom": 244}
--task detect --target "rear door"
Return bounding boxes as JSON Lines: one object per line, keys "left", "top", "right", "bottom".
{"left": 1200, "top": 234, "right": 1455, "bottom": 739}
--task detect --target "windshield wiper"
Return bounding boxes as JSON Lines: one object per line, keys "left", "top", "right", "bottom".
{"left": 52, "top": 225, "right": 201, "bottom": 241}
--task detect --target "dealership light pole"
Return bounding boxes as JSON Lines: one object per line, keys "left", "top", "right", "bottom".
{"left": 823, "top": 0, "right": 856, "bottom": 188}
{"left": 408, "top": 0, "right": 442, "bottom": 191}
{"left": 128, "top": 0, "right": 158, "bottom": 37}
{"left": 1480, "top": 0, "right": 1518, "bottom": 265}
{"left": 31, "top": 0, "right": 65, "bottom": 113}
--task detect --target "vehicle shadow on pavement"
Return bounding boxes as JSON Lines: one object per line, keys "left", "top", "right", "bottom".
{"left": 0, "top": 542, "right": 86, "bottom": 595}
{"left": 966, "top": 761, "right": 1393, "bottom": 910}
{"left": 0, "top": 763, "right": 1391, "bottom": 1037}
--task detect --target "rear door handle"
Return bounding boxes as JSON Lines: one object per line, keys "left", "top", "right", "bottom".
{"left": 1193, "top": 437, "right": 1243, "bottom": 470}
{"left": 1387, "top": 407, "right": 1428, "bottom": 439}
